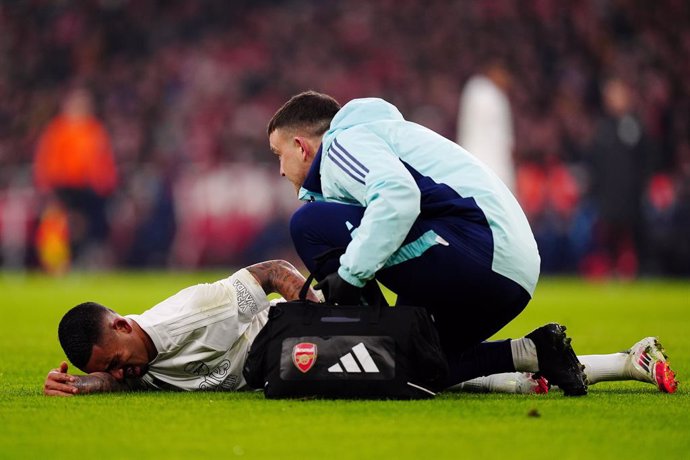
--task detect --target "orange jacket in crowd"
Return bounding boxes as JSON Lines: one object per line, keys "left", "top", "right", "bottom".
{"left": 34, "top": 114, "right": 117, "bottom": 197}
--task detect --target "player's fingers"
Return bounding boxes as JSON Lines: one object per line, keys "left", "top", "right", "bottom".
{"left": 43, "top": 382, "right": 74, "bottom": 395}
{"left": 48, "top": 362, "right": 69, "bottom": 375}
{"left": 44, "top": 388, "right": 74, "bottom": 397}
{"left": 47, "top": 370, "right": 67, "bottom": 380}
{"left": 47, "top": 371, "right": 74, "bottom": 384}
{"left": 306, "top": 288, "right": 324, "bottom": 303}
{"left": 43, "top": 374, "right": 77, "bottom": 394}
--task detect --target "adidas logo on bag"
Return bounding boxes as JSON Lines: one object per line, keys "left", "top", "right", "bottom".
{"left": 328, "top": 342, "right": 380, "bottom": 373}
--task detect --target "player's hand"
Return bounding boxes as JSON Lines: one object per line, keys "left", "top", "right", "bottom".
{"left": 314, "top": 272, "right": 362, "bottom": 305}
{"left": 308, "top": 287, "right": 325, "bottom": 303}
{"left": 44, "top": 361, "right": 78, "bottom": 397}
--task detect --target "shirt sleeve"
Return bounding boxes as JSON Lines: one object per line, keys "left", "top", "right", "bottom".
{"left": 224, "top": 268, "right": 271, "bottom": 321}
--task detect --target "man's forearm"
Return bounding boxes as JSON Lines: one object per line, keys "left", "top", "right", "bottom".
{"left": 246, "top": 260, "right": 310, "bottom": 300}
{"left": 71, "top": 372, "right": 129, "bottom": 394}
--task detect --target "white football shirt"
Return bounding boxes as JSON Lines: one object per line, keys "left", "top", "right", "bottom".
{"left": 126, "top": 268, "right": 269, "bottom": 391}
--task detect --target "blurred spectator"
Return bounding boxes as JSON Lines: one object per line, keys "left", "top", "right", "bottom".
{"left": 517, "top": 158, "right": 584, "bottom": 273}
{"left": 643, "top": 146, "right": 690, "bottom": 276}
{"left": 33, "top": 87, "right": 117, "bottom": 269}
{"left": 0, "top": 178, "right": 36, "bottom": 271}
{"left": 583, "top": 77, "right": 655, "bottom": 278}
{"left": 119, "top": 164, "right": 177, "bottom": 267}
{"left": 170, "top": 164, "right": 296, "bottom": 268}
{"left": 457, "top": 59, "right": 516, "bottom": 192}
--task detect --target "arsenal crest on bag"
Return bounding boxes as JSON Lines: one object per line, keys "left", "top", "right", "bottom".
{"left": 243, "top": 268, "right": 449, "bottom": 399}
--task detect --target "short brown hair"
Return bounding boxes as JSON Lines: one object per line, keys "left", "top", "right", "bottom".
{"left": 267, "top": 91, "right": 341, "bottom": 137}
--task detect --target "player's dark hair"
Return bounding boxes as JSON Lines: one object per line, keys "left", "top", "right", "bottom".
{"left": 267, "top": 90, "right": 341, "bottom": 137}
{"left": 57, "top": 302, "right": 111, "bottom": 371}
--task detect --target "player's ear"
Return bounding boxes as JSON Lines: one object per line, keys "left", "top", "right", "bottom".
{"left": 112, "top": 317, "right": 133, "bottom": 334}
{"left": 294, "top": 136, "right": 311, "bottom": 160}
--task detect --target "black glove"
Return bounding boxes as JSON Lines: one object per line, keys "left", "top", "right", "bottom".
{"left": 314, "top": 271, "right": 362, "bottom": 305}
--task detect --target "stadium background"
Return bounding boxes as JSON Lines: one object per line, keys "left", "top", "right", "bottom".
{"left": 0, "top": 0, "right": 689, "bottom": 277}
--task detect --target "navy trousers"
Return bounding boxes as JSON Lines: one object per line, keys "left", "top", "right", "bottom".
{"left": 290, "top": 201, "right": 533, "bottom": 385}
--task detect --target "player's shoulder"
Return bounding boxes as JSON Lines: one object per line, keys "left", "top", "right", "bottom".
{"left": 145, "top": 279, "right": 230, "bottom": 315}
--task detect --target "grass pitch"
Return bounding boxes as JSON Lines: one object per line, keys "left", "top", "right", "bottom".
{"left": 1, "top": 271, "right": 689, "bottom": 459}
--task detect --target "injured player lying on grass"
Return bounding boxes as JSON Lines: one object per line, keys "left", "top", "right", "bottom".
{"left": 43, "top": 260, "right": 678, "bottom": 396}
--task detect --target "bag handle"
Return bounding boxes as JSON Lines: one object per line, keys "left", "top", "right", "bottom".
{"left": 298, "top": 247, "right": 388, "bottom": 310}
{"left": 298, "top": 247, "right": 346, "bottom": 302}
{"left": 298, "top": 271, "right": 318, "bottom": 302}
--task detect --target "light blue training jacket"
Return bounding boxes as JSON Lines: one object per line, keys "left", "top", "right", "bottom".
{"left": 297, "top": 97, "right": 540, "bottom": 296}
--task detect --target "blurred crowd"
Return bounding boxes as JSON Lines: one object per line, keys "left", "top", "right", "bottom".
{"left": 0, "top": 0, "right": 689, "bottom": 277}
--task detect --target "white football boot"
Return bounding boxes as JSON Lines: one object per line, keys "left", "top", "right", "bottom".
{"left": 624, "top": 337, "right": 678, "bottom": 393}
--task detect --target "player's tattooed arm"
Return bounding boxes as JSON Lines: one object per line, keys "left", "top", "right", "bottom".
{"left": 71, "top": 372, "right": 143, "bottom": 394}
{"left": 44, "top": 361, "right": 145, "bottom": 396}
{"left": 246, "top": 260, "right": 321, "bottom": 302}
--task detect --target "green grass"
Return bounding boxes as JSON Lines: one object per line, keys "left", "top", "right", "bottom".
{"left": 1, "top": 272, "right": 689, "bottom": 459}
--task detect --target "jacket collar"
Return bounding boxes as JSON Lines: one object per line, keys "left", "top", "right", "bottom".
{"left": 297, "top": 145, "right": 324, "bottom": 201}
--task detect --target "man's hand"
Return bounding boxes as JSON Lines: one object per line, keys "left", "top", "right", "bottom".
{"left": 314, "top": 272, "right": 362, "bottom": 305}
{"left": 44, "top": 361, "right": 78, "bottom": 397}
{"left": 44, "top": 361, "right": 127, "bottom": 396}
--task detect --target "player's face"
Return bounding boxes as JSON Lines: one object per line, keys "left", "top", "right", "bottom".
{"left": 84, "top": 321, "right": 150, "bottom": 382}
{"left": 269, "top": 128, "right": 311, "bottom": 195}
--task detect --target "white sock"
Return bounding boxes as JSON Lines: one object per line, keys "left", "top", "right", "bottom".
{"left": 452, "top": 376, "right": 492, "bottom": 393}
{"left": 579, "top": 353, "right": 629, "bottom": 384}
{"left": 511, "top": 338, "right": 538, "bottom": 372}
{"left": 452, "top": 374, "right": 521, "bottom": 393}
